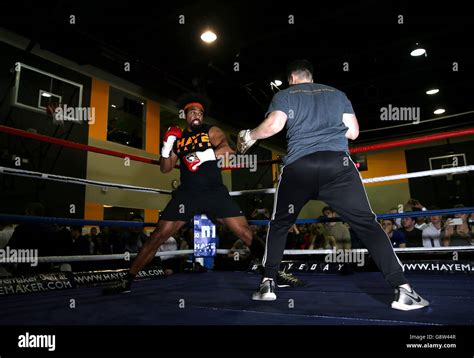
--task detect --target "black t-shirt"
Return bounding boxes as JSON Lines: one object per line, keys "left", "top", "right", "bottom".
{"left": 399, "top": 227, "right": 423, "bottom": 247}
{"left": 173, "top": 124, "right": 223, "bottom": 190}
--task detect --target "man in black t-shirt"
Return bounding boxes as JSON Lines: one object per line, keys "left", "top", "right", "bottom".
{"left": 398, "top": 216, "right": 423, "bottom": 247}
{"left": 237, "top": 60, "right": 429, "bottom": 310}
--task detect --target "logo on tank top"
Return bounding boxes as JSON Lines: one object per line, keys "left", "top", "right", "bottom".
{"left": 176, "top": 132, "right": 212, "bottom": 155}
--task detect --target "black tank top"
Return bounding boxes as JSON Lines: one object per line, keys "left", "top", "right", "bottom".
{"left": 173, "top": 124, "right": 223, "bottom": 190}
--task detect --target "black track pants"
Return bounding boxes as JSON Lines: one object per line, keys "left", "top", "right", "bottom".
{"left": 262, "top": 151, "right": 407, "bottom": 288}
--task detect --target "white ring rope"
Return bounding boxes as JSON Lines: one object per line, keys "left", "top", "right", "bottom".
{"left": 361, "top": 165, "right": 474, "bottom": 184}
{"left": 2, "top": 165, "right": 473, "bottom": 197}
{"left": 0, "top": 166, "right": 172, "bottom": 195}
{"left": 36, "top": 249, "right": 240, "bottom": 263}
{"left": 33, "top": 246, "right": 474, "bottom": 263}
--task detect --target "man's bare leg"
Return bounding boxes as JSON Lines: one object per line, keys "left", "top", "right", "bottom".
{"left": 129, "top": 220, "right": 186, "bottom": 275}
{"left": 103, "top": 220, "right": 186, "bottom": 294}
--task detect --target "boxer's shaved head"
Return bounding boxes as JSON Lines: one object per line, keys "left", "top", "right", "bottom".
{"left": 287, "top": 59, "right": 313, "bottom": 83}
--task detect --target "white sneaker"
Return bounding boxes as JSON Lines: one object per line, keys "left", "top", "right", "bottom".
{"left": 391, "top": 286, "right": 429, "bottom": 311}
{"left": 252, "top": 279, "right": 277, "bottom": 301}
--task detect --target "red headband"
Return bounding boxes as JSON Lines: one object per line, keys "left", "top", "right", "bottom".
{"left": 184, "top": 102, "right": 204, "bottom": 111}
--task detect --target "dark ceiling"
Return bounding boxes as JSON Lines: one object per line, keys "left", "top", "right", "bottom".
{"left": 2, "top": 0, "right": 473, "bottom": 147}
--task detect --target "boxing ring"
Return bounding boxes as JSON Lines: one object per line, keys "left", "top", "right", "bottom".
{"left": 0, "top": 125, "right": 474, "bottom": 328}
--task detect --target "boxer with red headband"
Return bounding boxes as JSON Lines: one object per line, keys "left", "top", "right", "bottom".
{"left": 103, "top": 93, "right": 304, "bottom": 295}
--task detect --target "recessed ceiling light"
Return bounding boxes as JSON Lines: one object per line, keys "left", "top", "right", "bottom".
{"left": 411, "top": 48, "right": 426, "bottom": 56}
{"left": 111, "top": 104, "right": 116, "bottom": 108}
{"left": 426, "top": 89, "right": 439, "bottom": 95}
{"left": 410, "top": 46, "right": 426, "bottom": 57}
{"left": 274, "top": 80, "right": 282, "bottom": 86}
{"left": 41, "top": 92, "right": 52, "bottom": 98}
{"left": 141, "top": 102, "right": 144, "bottom": 105}
{"left": 201, "top": 30, "right": 217, "bottom": 43}
{"left": 434, "top": 108, "right": 446, "bottom": 115}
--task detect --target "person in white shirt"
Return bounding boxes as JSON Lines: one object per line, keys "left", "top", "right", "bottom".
{"left": 422, "top": 209, "right": 442, "bottom": 247}
{"left": 158, "top": 237, "right": 178, "bottom": 261}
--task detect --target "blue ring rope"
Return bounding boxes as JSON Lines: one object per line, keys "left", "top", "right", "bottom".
{"left": 0, "top": 207, "right": 472, "bottom": 227}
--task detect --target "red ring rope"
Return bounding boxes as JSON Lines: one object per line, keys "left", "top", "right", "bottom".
{"left": 349, "top": 128, "right": 474, "bottom": 153}
{"left": 0, "top": 125, "right": 160, "bottom": 165}
{"left": 1, "top": 125, "right": 473, "bottom": 168}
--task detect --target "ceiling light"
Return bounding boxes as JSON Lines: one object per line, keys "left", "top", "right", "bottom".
{"left": 274, "top": 80, "right": 282, "bottom": 86}
{"left": 103, "top": 205, "right": 113, "bottom": 208}
{"left": 426, "top": 89, "right": 439, "bottom": 95}
{"left": 434, "top": 108, "right": 445, "bottom": 115}
{"left": 410, "top": 43, "right": 426, "bottom": 57}
{"left": 41, "top": 92, "right": 52, "bottom": 98}
{"left": 201, "top": 30, "right": 217, "bottom": 43}
{"left": 111, "top": 104, "right": 116, "bottom": 108}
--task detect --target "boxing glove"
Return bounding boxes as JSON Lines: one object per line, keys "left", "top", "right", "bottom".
{"left": 161, "top": 126, "right": 182, "bottom": 158}
{"left": 183, "top": 148, "right": 216, "bottom": 172}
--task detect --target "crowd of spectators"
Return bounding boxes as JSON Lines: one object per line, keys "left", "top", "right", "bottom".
{"left": 1, "top": 199, "right": 473, "bottom": 273}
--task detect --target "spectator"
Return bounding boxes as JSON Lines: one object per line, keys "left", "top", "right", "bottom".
{"left": 398, "top": 215, "right": 423, "bottom": 247}
{"left": 70, "top": 226, "right": 91, "bottom": 255}
{"left": 421, "top": 207, "right": 443, "bottom": 247}
{"left": 158, "top": 237, "right": 180, "bottom": 275}
{"left": 442, "top": 205, "right": 472, "bottom": 246}
{"left": 389, "top": 207, "right": 401, "bottom": 230}
{"left": 309, "top": 223, "right": 336, "bottom": 249}
{"left": 382, "top": 219, "right": 406, "bottom": 248}
{"left": 8, "top": 202, "right": 53, "bottom": 255}
{"left": 179, "top": 226, "right": 194, "bottom": 250}
{"left": 97, "top": 226, "right": 112, "bottom": 254}
{"left": 469, "top": 212, "right": 474, "bottom": 237}
{"left": 322, "top": 207, "right": 351, "bottom": 250}
{"left": 405, "top": 198, "right": 427, "bottom": 211}
{"left": 51, "top": 224, "right": 72, "bottom": 256}
{"left": 285, "top": 224, "right": 303, "bottom": 249}
{"left": 228, "top": 238, "right": 251, "bottom": 260}
{"left": 89, "top": 227, "right": 98, "bottom": 241}
{"left": 251, "top": 207, "right": 270, "bottom": 220}
{"left": 122, "top": 215, "right": 148, "bottom": 253}
{"left": 298, "top": 224, "right": 312, "bottom": 249}
{"left": 412, "top": 207, "right": 428, "bottom": 231}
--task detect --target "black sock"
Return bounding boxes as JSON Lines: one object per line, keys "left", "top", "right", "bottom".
{"left": 249, "top": 237, "right": 265, "bottom": 260}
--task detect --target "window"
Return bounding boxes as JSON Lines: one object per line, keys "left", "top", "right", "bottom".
{"left": 107, "top": 87, "right": 146, "bottom": 149}
{"left": 103, "top": 206, "right": 144, "bottom": 221}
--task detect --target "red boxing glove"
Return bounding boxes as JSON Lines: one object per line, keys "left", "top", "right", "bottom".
{"left": 164, "top": 126, "right": 182, "bottom": 142}
{"left": 183, "top": 149, "right": 216, "bottom": 172}
{"left": 183, "top": 153, "right": 200, "bottom": 172}
{"left": 161, "top": 126, "right": 182, "bottom": 158}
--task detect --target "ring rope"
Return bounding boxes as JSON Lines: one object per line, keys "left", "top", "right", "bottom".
{"left": 20, "top": 246, "right": 474, "bottom": 264}
{"left": 0, "top": 166, "right": 172, "bottom": 195}
{"left": 1, "top": 207, "right": 473, "bottom": 227}
{"left": 1, "top": 165, "right": 473, "bottom": 197}
{"left": 1, "top": 125, "right": 473, "bottom": 166}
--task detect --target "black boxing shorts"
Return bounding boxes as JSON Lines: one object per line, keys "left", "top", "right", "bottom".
{"left": 159, "top": 185, "right": 244, "bottom": 223}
